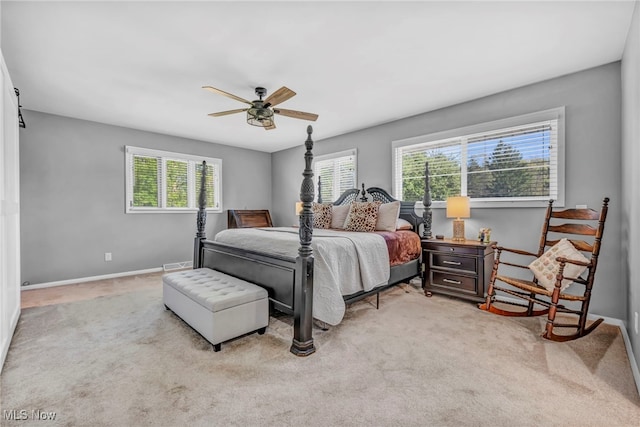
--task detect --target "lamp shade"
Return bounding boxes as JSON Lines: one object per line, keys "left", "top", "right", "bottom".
{"left": 446, "top": 196, "right": 470, "bottom": 219}
{"left": 295, "top": 202, "right": 303, "bottom": 216}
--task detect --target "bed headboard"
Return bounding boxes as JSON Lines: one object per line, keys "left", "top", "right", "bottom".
{"left": 321, "top": 181, "right": 424, "bottom": 235}
{"left": 363, "top": 186, "right": 421, "bottom": 231}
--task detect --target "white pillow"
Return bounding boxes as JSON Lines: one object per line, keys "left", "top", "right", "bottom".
{"left": 331, "top": 204, "right": 350, "bottom": 229}
{"left": 528, "top": 238, "right": 590, "bottom": 292}
{"left": 375, "top": 201, "right": 401, "bottom": 232}
{"left": 396, "top": 218, "right": 413, "bottom": 230}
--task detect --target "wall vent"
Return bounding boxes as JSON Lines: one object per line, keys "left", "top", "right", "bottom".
{"left": 163, "top": 261, "right": 193, "bottom": 272}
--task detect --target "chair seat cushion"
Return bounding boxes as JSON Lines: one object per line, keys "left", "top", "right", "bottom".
{"left": 528, "top": 238, "right": 589, "bottom": 292}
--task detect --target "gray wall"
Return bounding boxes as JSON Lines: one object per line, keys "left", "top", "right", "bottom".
{"left": 622, "top": 0, "right": 640, "bottom": 380}
{"left": 273, "top": 62, "right": 624, "bottom": 320}
{"left": 19, "top": 111, "right": 271, "bottom": 284}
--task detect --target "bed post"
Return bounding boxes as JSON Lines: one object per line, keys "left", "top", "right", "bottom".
{"left": 423, "top": 161, "right": 432, "bottom": 239}
{"left": 193, "top": 161, "right": 207, "bottom": 269}
{"left": 317, "top": 176, "right": 322, "bottom": 203}
{"left": 360, "top": 183, "right": 368, "bottom": 202}
{"left": 291, "top": 125, "right": 316, "bottom": 357}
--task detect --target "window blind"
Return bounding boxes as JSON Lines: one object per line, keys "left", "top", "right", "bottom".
{"left": 126, "top": 146, "right": 222, "bottom": 213}
{"left": 132, "top": 155, "right": 160, "bottom": 208}
{"left": 394, "top": 115, "right": 559, "bottom": 204}
{"left": 314, "top": 149, "right": 357, "bottom": 202}
{"left": 466, "top": 122, "right": 556, "bottom": 199}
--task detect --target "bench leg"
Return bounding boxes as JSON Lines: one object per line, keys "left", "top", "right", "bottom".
{"left": 257, "top": 327, "right": 266, "bottom": 335}
{"left": 213, "top": 343, "right": 221, "bottom": 352}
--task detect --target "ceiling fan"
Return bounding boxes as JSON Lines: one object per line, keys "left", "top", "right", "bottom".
{"left": 202, "top": 85, "right": 318, "bottom": 130}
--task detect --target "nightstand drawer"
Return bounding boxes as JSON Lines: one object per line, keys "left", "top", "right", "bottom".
{"left": 431, "top": 271, "right": 477, "bottom": 293}
{"left": 427, "top": 243, "right": 481, "bottom": 256}
{"left": 432, "top": 253, "right": 476, "bottom": 273}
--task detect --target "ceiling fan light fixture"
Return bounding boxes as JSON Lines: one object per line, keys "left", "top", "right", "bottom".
{"left": 246, "top": 102, "right": 274, "bottom": 128}
{"left": 204, "top": 85, "right": 317, "bottom": 129}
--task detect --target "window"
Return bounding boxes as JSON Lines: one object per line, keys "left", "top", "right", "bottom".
{"left": 313, "top": 149, "right": 357, "bottom": 203}
{"left": 125, "top": 146, "right": 222, "bottom": 213}
{"left": 392, "top": 107, "right": 565, "bottom": 208}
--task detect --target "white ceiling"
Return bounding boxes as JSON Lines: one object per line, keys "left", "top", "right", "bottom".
{"left": 1, "top": 1, "right": 636, "bottom": 153}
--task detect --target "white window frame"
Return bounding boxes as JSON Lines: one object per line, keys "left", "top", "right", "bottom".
{"left": 392, "top": 107, "right": 565, "bottom": 208}
{"left": 125, "top": 146, "right": 222, "bottom": 213}
{"left": 313, "top": 149, "right": 357, "bottom": 203}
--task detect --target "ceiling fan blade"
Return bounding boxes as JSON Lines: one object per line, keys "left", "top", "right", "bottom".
{"left": 264, "top": 86, "right": 296, "bottom": 107}
{"left": 202, "top": 86, "right": 253, "bottom": 105}
{"left": 264, "top": 122, "right": 276, "bottom": 130}
{"left": 273, "top": 108, "right": 318, "bottom": 122}
{"left": 207, "top": 108, "right": 248, "bottom": 117}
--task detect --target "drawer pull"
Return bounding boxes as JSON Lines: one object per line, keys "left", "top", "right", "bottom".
{"left": 443, "top": 260, "right": 461, "bottom": 266}
{"left": 443, "top": 278, "right": 461, "bottom": 285}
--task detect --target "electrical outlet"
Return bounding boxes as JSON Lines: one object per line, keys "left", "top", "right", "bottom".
{"left": 576, "top": 204, "right": 587, "bottom": 209}
{"left": 635, "top": 312, "right": 638, "bottom": 335}
{"left": 104, "top": 252, "right": 112, "bottom": 262}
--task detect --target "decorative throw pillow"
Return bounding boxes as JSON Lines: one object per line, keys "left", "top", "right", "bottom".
{"left": 344, "top": 201, "right": 382, "bottom": 232}
{"left": 312, "top": 202, "right": 332, "bottom": 229}
{"left": 375, "top": 201, "right": 401, "bottom": 232}
{"left": 528, "top": 238, "right": 590, "bottom": 292}
{"left": 331, "top": 204, "right": 351, "bottom": 229}
{"left": 396, "top": 218, "right": 413, "bottom": 230}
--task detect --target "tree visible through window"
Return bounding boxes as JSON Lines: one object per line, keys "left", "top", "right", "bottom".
{"left": 166, "top": 160, "right": 188, "bottom": 208}
{"left": 133, "top": 156, "right": 159, "bottom": 207}
{"left": 126, "top": 146, "right": 222, "bottom": 213}
{"left": 393, "top": 109, "right": 563, "bottom": 207}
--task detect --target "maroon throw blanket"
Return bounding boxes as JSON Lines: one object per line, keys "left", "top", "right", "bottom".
{"left": 375, "top": 230, "right": 421, "bottom": 266}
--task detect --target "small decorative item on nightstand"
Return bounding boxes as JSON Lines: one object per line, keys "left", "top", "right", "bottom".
{"left": 478, "top": 228, "right": 492, "bottom": 243}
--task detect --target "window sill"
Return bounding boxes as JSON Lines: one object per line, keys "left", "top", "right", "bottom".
{"left": 126, "top": 208, "right": 223, "bottom": 214}
{"left": 414, "top": 199, "right": 564, "bottom": 210}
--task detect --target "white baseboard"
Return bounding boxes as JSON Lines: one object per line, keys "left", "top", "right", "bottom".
{"left": 21, "top": 267, "right": 163, "bottom": 291}
{"left": 604, "top": 316, "right": 640, "bottom": 397}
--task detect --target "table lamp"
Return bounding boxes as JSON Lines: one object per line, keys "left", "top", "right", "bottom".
{"left": 295, "top": 201, "right": 303, "bottom": 216}
{"left": 446, "top": 196, "right": 470, "bottom": 241}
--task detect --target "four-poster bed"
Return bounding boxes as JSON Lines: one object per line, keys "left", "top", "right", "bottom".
{"left": 192, "top": 126, "right": 431, "bottom": 356}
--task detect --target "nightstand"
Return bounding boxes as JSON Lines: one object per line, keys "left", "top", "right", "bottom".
{"left": 421, "top": 238, "right": 496, "bottom": 302}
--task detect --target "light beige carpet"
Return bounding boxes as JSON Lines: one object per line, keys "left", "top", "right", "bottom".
{"left": 2, "top": 279, "right": 639, "bottom": 426}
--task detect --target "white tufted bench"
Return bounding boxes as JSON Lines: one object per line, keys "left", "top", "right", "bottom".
{"left": 163, "top": 268, "right": 268, "bottom": 351}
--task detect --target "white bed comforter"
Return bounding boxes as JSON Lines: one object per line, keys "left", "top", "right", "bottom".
{"left": 214, "top": 227, "right": 390, "bottom": 325}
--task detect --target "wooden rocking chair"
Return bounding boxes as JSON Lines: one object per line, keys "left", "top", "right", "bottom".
{"left": 478, "top": 198, "right": 609, "bottom": 341}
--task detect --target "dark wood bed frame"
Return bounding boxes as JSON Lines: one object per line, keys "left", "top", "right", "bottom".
{"left": 193, "top": 126, "right": 432, "bottom": 356}
{"left": 227, "top": 209, "right": 273, "bottom": 229}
